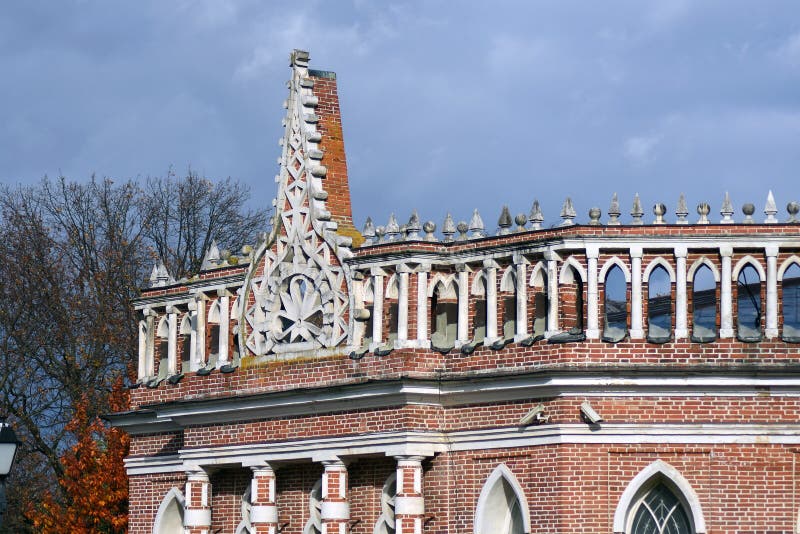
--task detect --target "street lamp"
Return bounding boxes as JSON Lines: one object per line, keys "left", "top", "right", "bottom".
{"left": 0, "top": 421, "right": 19, "bottom": 529}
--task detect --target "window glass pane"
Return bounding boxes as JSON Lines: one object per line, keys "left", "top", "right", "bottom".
{"left": 630, "top": 483, "right": 691, "bottom": 534}
{"left": 692, "top": 265, "right": 716, "bottom": 340}
{"left": 737, "top": 264, "right": 761, "bottom": 339}
{"left": 648, "top": 266, "right": 671, "bottom": 339}
{"left": 604, "top": 265, "right": 627, "bottom": 341}
{"left": 783, "top": 263, "right": 800, "bottom": 338}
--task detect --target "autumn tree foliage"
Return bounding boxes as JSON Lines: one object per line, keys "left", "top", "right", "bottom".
{"left": 0, "top": 171, "right": 266, "bottom": 532}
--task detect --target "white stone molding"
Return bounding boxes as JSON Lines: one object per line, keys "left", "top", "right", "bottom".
{"left": 193, "top": 293, "right": 207, "bottom": 370}
{"left": 250, "top": 464, "right": 278, "bottom": 532}
{"left": 545, "top": 253, "right": 560, "bottom": 335}
{"left": 371, "top": 269, "right": 386, "bottom": 347}
{"left": 217, "top": 290, "right": 231, "bottom": 365}
{"left": 732, "top": 254, "right": 767, "bottom": 281}
{"left": 373, "top": 472, "right": 397, "bottom": 534}
{"left": 474, "top": 464, "right": 531, "bottom": 534}
{"left": 471, "top": 270, "right": 486, "bottom": 296}
{"left": 427, "top": 273, "right": 457, "bottom": 298}
{"left": 674, "top": 247, "right": 688, "bottom": 339}
{"left": 514, "top": 261, "right": 528, "bottom": 339}
{"left": 152, "top": 487, "right": 185, "bottom": 534}
{"left": 184, "top": 468, "right": 212, "bottom": 529}
{"left": 166, "top": 307, "right": 178, "bottom": 375}
{"left": 393, "top": 456, "right": 424, "bottom": 534}
{"left": 416, "top": 264, "right": 431, "bottom": 345}
{"left": 558, "top": 255, "right": 587, "bottom": 284}
{"left": 629, "top": 247, "right": 644, "bottom": 339}
{"left": 643, "top": 256, "right": 676, "bottom": 283}
{"left": 396, "top": 264, "right": 411, "bottom": 344}
{"left": 499, "top": 265, "right": 516, "bottom": 293}
{"left": 321, "top": 459, "right": 350, "bottom": 532}
{"left": 778, "top": 255, "right": 800, "bottom": 281}
{"left": 586, "top": 247, "right": 600, "bottom": 339}
{"left": 613, "top": 459, "right": 706, "bottom": 534}
{"left": 719, "top": 246, "right": 734, "bottom": 338}
{"left": 303, "top": 479, "right": 323, "bottom": 534}
{"left": 528, "top": 261, "right": 546, "bottom": 288}
{"left": 157, "top": 314, "right": 169, "bottom": 339}
{"left": 687, "top": 256, "right": 720, "bottom": 283}
{"left": 457, "top": 265, "right": 470, "bottom": 344}
{"left": 599, "top": 255, "right": 632, "bottom": 283}
{"left": 764, "top": 246, "right": 779, "bottom": 339}
{"left": 483, "top": 259, "right": 500, "bottom": 343}
{"left": 138, "top": 319, "right": 148, "bottom": 380}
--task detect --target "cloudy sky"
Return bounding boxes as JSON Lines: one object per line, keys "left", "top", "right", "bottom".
{"left": 2, "top": 1, "right": 800, "bottom": 232}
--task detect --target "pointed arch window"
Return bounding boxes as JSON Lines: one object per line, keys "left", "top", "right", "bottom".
{"left": 360, "top": 279, "right": 375, "bottom": 347}
{"left": 431, "top": 279, "right": 458, "bottom": 351}
{"left": 385, "top": 276, "right": 400, "bottom": 344}
{"left": 207, "top": 299, "right": 221, "bottom": 366}
{"left": 501, "top": 269, "right": 517, "bottom": 340}
{"left": 560, "top": 265, "right": 584, "bottom": 334}
{"left": 156, "top": 316, "right": 170, "bottom": 380}
{"left": 691, "top": 265, "right": 717, "bottom": 342}
{"left": 303, "top": 479, "right": 323, "bottom": 534}
{"left": 603, "top": 265, "right": 628, "bottom": 342}
{"left": 472, "top": 274, "right": 488, "bottom": 343}
{"left": 179, "top": 313, "right": 192, "bottom": 374}
{"left": 647, "top": 266, "right": 672, "bottom": 342}
{"left": 782, "top": 262, "right": 800, "bottom": 340}
{"left": 373, "top": 472, "right": 397, "bottom": 534}
{"left": 530, "top": 266, "right": 548, "bottom": 338}
{"left": 736, "top": 264, "right": 762, "bottom": 341}
{"left": 474, "top": 465, "right": 530, "bottom": 534}
{"left": 153, "top": 488, "right": 185, "bottom": 534}
{"left": 629, "top": 483, "right": 692, "bottom": 534}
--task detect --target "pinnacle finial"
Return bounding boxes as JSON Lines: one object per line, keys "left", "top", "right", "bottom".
{"left": 361, "top": 217, "right": 376, "bottom": 245}
{"left": 696, "top": 202, "right": 710, "bottom": 224}
{"left": 607, "top": 193, "right": 621, "bottom": 225}
{"left": 405, "top": 210, "right": 421, "bottom": 240}
{"left": 559, "top": 197, "right": 576, "bottom": 226}
{"left": 675, "top": 193, "right": 689, "bottom": 224}
{"left": 423, "top": 221, "right": 437, "bottom": 242}
{"left": 630, "top": 193, "right": 644, "bottom": 225}
{"left": 653, "top": 203, "right": 667, "bottom": 225}
{"left": 201, "top": 239, "right": 221, "bottom": 270}
{"left": 385, "top": 214, "right": 400, "bottom": 241}
{"left": 497, "top": 206, "right": 512, "bottom": 235}
{"left": 469, "top": 209, "right": 485, "bottom": 238}
{"left": 764, "top": 190, "right": 778, "bottom": 223}
{"left": 528, "top": 200, "right": 544, "bottom": 230}
{"left": 788, "top": 201, "right": 800, "bottom": 223}
{"left": 514, "top": 213, "right": 528, "bottom": 232}
{"left": 456, "top": 221, "right": 469, "bottom": 241}
{"left": 442, "top": 213, "right": 456, "bottom": 242}
{"left": 588, "top": 207, "right": 602, "bottom": 225}
{"left": 720, "top": 192, "right": 734, "bottom": 224}
{"left": 149, "top": 263, "right": 159, "bottom": 286}
{"left": 741, "top": 203, "right": 755, "bottom": 224}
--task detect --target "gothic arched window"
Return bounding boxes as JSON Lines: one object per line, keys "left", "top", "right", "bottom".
{"left": 153, "top": 488, "right": 185, "bottom": 534}
{"left": 472, "top": 274, "right": 488, "bottom": 343}
{"left": 530, "top": 265, "right": 548, "bottom": 337}
{"left": 603, "top": 265, "right": 628, "bottom": 342}
{"left": 474, "top": 465, "right": 530, "bottom": 534}
{"left": 431, "top": 279, "right": 458, "bottom": 350}
{"left": 782, "top": 262, "right": 800, "bottom": 340}
{"left": 736, "top": 264, "right": 762, "bottom": 341}
{"left": 500, "top": 268, "right": 517, "bottom": 340}
{"left": 629, "top": 483, "right": 692, "bottom": 534}
{"left": 647, "top": 265, "right": 672, "bottom": 342}
{"left": 691, "top": 265, "right": 717, "bottom": 342}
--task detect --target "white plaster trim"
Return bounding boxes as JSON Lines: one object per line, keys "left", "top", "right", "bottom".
{"left": 732, "top": 255, "right": 766, "bottom": 282}
{"left": 558, "top": 256, "right": 587, "bottom": 284}
{"left": 500, "top": 266, "right": 516, "bottom": 293}
{"left": 474, "top": 464, "right": 531, "bottom": 534}
{"left": 612, "top": 459, "right": 706, "bottom": 533}
{"left": 385, "top": 274, "right": 398, "bottom": 299}
{"left": 152, "top": 487, "right": 185, "bottom": 534}
{"left": 471, "top": 271, "right": 486, "bottom": 296}
{"left": 428, "top": 273, "right": 457, "bottom": 298}
{"left": 778, "top": 255, "right": 800, "bottom": 281}
{"left": 687, "top": 256, "right": 720, "bottom": 282}
{"left": 184, "top": 508, "right": 212, "bottom": 527}
{"left": 395, "top": 495, "right": 424, "bottom": 516}
{"left": 320, "top": 501, "right": 349, "bottom": 520}
{"left": 528, "top": 261, "right": 546, "bottom": 288}
{"left": 643, "top": 257, "right": 676, "bottom": 283}
{"left": 599, "top": 256, "right": 632, "bottom": 283}
{"left": 251, "top": 504, "right": 278, "bottom": 523}
{"left": 156, "top": 315, "right": 169, "bottom": 338}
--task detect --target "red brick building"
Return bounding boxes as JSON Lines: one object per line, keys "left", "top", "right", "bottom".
{"left": 110, "top": 50, "right": 800, "bottom": 534}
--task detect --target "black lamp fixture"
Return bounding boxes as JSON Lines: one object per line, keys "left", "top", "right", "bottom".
{"left": 0, "top": 421, "right": 19, "bottom": 528}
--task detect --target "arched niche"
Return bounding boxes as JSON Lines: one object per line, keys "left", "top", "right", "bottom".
{"left": 153, "top": 487, "right": 185, "bottom": 534}
{"left": 474, "top": 464, "right": 531, "bottom": 534}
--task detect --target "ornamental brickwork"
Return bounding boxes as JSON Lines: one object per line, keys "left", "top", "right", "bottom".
{"left": 112, "top": 50, "right": 800, "bottom": 534}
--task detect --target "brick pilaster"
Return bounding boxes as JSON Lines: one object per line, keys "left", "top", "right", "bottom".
{"left": 184, "top": 468, "right": 212, "bottom": 534}
{"left": 250, "top": 465, "right": 278, "bottom": 534}
{"left": 395, "top": 456, "right": 425, "bottom": 534}
{"left": 321, "top": 459, "right": 349, "bottom": 534}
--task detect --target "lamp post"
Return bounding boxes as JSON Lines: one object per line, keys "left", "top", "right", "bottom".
{"left": 0, "top": 421, "right": 19, "bottom": 529}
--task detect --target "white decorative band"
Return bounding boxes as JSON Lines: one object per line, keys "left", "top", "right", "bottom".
{"left": 320, "top": 500, "right": 350, "bottom": 520}
{"left": 251, "top": 504, "right": 278, "bottom": 523}
{"left": 395, "top": 495, "right": 424, "bottom": 516}
{"left": 183, "top": 508, "right": 211, "bottom": 526}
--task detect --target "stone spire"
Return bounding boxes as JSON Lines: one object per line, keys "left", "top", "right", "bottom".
{"left": 497, "top": 206, "right": 512, "bottom": 235}
{"left": 630, "top": 194, "right": 644, "bottom": 225}
{"left": 607, "top": 193, "right": 621, "bottom": 225}
{"left": 559, "top": 198, "right": 576, "bottom": 226}
{"left": 675, "top": 193, "right": 689, "bottom": 224}
{"left": 385, "top": 213, "right": 400, "bottom": 241}
{"left": 528, "top": 200, "right": 544, "bottom": 230}
{"left": 361, "top": 217, "right": 376, "bottom": 245}
{"left": 720, "top": 192, "right": 734, "bottom": 224}
{"left": 201, "top": 239, "right": 221, "bottom": 270}
{"left": 405, "top": 210, "right": 421, "bottom": 240}
{"left": 469, "top": 209, "right": 486, "bottom": 238}
{"left": 442, "top": 213, "right": 456, "bottom": 242}
{"left": 764, "top": 190, "right": 778, "bottom": 224}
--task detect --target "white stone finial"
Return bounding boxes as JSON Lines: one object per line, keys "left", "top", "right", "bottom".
{"left": 497, "top": 206, "right": 512, "bottom": 235}
{"left": 201, "top": 239, "right": 220, "bottom": 270}
{"left": 675, "top": 193, "right": 689, "bottom": 224}
{"left": 442, "top": 213, "right": 456, "bottom": 242}
{"left": 607, "top": 193, "right": 621, "bottom": 225}
{"left": 469, "top": 209, "right": 485, "bottom": 238}
{"left": 405, "top": 210, "right": 421, "bottom": 240}
{"left": 720, "top": 192, "right": 734, "bottom": 224}
{"left": 361, "top": 217, "right": 375, "bottom": 245}
{"left": 528, "top": 200, "right": 543, "bottom": 229}
{"left": 386, "top": 213, "right": 400, "bottom": 241}
{"left": 559, "top": 197, "right": 576, "bottom": 226}
{"left": 630, "top": 193, "right": 644, "bottom": 225}
{"left": 764, "top": 190, "right": 778, "bottom": 223}
{"left": 149, "top": 264, "right": 159, "bottom": 287}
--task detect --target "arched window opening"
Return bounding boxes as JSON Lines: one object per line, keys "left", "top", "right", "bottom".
{"left": 303, "top": 479, "right": 323, "bottom": 534}
{"left": 360, "top": 280, "right": 375, "bottom": 348}
{"left": 373, "top": 472, "right": 397, "bottom": 534}
{"left": 208, "top": 299, "right": 221, "bottom": 366}
{"left": 603, "top": 265, "right": 628, "bottom": 342}
{"left": 531, "top": 270, "right": 548, "bottom": 338}
{"left": 156, "top": 316, "right": 169, "bottom": 380}
{"left": 647, "top": 266, "right": 672, "bottom": 343}
{"left": 180, "top": 314, "right": 192, "bottom": 374}
{"left": 153, "top": 488, "right": 185, "bottom": 534}
{"left": 472, "top": 275, "right": 488, "bottom": 344}
{"left": 691, "top": 266, "right": 717, "bottom": 342}
{"left": 559, "top": 266, "right": 584, "bottom": 335}
{"left": 782, "top": 263, "right": 800, "bottom": 341}
{"left": 385, "top": 276, "right": 399, "bottom": 344}
{"left": 431, "top": 281, "right": 458, "bottom": 351}
{"left": 629, "top": 483, "right": 692, "bottom": 534}
{"left": 501, "top": 270, "right": 517, "bottom": 341}
{"left": 736, "top": 264, "right": 762, "bottom": 341}
{"left": 474, "top": 465, "right": 530, "bottom": 534}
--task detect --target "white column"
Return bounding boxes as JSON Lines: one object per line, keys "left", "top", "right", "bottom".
{"left": 416, "top": 263, "right": 431, "bottom": 347}
{"left": 630, "top": 246, "right": 644, "bottom": 339}
{"left": 166, "top": 306, "right": 178, "bottom": 374}
{"left": 186, "top": 303, "right": 199, "bottom": 372}
{"left": 250, "top": 464, "right": 278, "bottom": 534}
{"left": 371, "top": 268, "right": 386, "bottom": 348}
{"left": 585, "top": 246, "right": 600, "bottom": 339}
{"left": 545, "top": 250, "right": 560, "bottom": 336}
{"left": 144, "top": 309, "right": 156, "bottom": 377}
{"left": 321, "top": 460, "right": 349, "bottom": 534}
{"left": 514, "top": 255, "right": 529, "bottom": 340}
{"left": 394, "top": 456, "right": 425, "bottom": 534}
{"left": 194, "top": 294, "right": 207, "bottom": 369}
{"left": 396, "top": 264, "right": 411, "bottom": 344}
{"left": 217, "top": 289, "right": 230, "bottom": 365}
{"left": 766, "top": 245, "right": 779, "bottom": 338}
{"left": 674, "top": 246, "right": 688, "bottom": 339}
{"left": 184, "top": 467, "right": 212, "bottom": 534}
{"left": 456, "top": 265, "right": 470, "bottom": 345}
{"left": 138, "top": 319, "right": 147, "bottom": 380}
{"left": 484, "top": 259, "right": 499, "bottom": 343}
{"left": 720, "top": 246, "right": 734, "bottom": 338}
